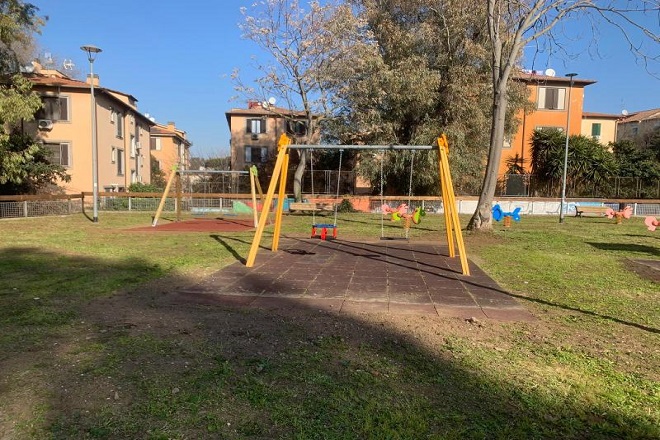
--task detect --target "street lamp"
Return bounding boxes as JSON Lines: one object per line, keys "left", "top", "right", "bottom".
{"left": 80, "top": 45, "right": 102, "bottom": 222}
{"left": 559, "top": 72, "right": 578, "bottom": 223}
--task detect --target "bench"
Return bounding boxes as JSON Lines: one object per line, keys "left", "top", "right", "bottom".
{"left": 575, "top": 205, "right": 609, "bottom": 217}
{"left": 289, "top": 202, "right": 320, "bottom": 211}
{"left": 289, "top": 202, "right": 334, "bottom": 212}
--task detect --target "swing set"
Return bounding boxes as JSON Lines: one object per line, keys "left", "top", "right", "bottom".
{"left": 245, "top": 133, "right": 470, "bottom": 276}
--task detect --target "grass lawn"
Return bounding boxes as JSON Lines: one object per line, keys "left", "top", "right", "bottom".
{"left": 0, "top": 211, "right": 658, "bottom": 439}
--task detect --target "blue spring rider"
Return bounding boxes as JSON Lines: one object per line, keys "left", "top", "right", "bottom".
{"left": 492, "top": 204, "right": 521, "bottom": 227}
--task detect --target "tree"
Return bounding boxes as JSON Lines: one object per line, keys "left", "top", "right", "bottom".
{"left": 329, "top": 0, "right": 527, "bottom": 196}
{"left": 0, "top": 0, "right": 44, "bottom": 73}
{"left": 529, "top": 128, "right": 618, "bottom": 197}
{"left": 468, "top": 0, "right": 659, "bottom": 231}
{"left": 149, "top": 155, "right": 166, "bottom": 188}
{"left": 236, "top": 0, "right": 373, "bottom": 201}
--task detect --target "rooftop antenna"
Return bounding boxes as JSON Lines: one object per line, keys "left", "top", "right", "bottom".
{"left": 43, "top": 52, "right": 54, "bottom": 67}
{"left": 62, "top": 59, "right": 75, "bottom": 70}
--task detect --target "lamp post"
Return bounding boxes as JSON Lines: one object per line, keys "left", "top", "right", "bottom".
{"left": 559, "top": 72, "right": 577, "bottom": 223}
{"left": 80, "top": 45, "right": 102, "bottom": 222}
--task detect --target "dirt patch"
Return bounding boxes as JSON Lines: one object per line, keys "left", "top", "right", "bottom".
{"left": 624, "top": 258, "right": 660, "bottom": 283}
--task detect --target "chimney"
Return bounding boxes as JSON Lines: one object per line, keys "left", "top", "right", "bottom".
{"left": 86, "top": 73, "right": 99, "bottom": 86}
{"left": 167, "top": 121, "right": 176, "bottom": 131}
{"left": 248, "top": 100, "right": 261, "bottom": 109}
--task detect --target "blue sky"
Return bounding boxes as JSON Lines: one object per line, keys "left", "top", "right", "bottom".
{"left": 31, "top": 1, "right": 658, "bottom": 158}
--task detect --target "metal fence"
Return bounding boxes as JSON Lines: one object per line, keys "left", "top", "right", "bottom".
{"left": 1, "top": 192, "right": 659, "bottom": 220}
{"left": 499, "top": 174, "right": 660, "bottom": 199}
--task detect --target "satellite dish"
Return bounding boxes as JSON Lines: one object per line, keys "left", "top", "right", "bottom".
{"left": 262, "top": 101, "right": 269, "bottom": 108}
{"left": 621, "top": 109, "right": 629, "bottom": 116}
{"left": 545, "top": 68, "right": 556, "bottom": 77}
{"left": 268, "top": 97, "right": 276, "bottom": 106}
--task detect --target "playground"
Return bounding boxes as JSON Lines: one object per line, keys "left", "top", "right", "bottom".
{"left": 1, "top": 209, "right": 658, "bottom": 438}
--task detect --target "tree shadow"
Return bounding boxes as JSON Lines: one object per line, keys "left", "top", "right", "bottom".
{"left": 2, "top": 247, "right": 656, "bottom": 439}
{"left": 586, "top": 241, "right": 660, "bottom": 257}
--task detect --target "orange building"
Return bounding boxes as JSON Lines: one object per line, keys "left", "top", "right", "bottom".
{"left": 501, "top": 73, "right": 596, "bottom": 175}
{"left": 23, "top": 62, "right": 155, "bottom": 193}
{"left": 150, "top": 121, "right": 192, "bottom": 181}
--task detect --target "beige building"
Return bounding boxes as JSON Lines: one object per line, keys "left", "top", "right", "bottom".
{"left": 24, "top": 63, "right": 155, "bottom": 193}
{"left": 616, "top": 108, "right": 660, "bottom": 143}
{"left": 150, "top": 121, "right": 192, "bottom": 182}
{"left": 581, "top": 112, "right": 621, "bottom": 146}
{"left": 225, "top": 101, "right": 319, "bottom": 171}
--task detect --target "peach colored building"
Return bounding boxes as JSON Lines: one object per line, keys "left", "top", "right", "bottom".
{"left": 581, "top": 112, "right": 621, "bottom": 146}
{"left": 225, "top": 101, "right": 319, "bottom": 171}
{"left": 150, "top": 121, "right": 192, "bottom": 181}
{"left": 616, "top": 108, "right": 660, "bottom": 142}
{"left": 500, "top": 74, "right": 596, "bottom": 175}
{"left": 23, "top": 63, "right": 155, "bottom": 193}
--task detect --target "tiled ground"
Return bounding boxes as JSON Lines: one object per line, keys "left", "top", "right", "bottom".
{"left": 178, "top": 238, "right": 535, "bottom": 321}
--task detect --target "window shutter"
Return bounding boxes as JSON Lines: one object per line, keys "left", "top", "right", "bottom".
{"left": 591, "top": 123, "right": 601, "bottom": 136}
{"left": 246, "top": 119, "right": 252, "bottom": 134}
{"left": 59, "top": 97, "right": 68, "bottom": 121}
{"left": 61, "top": 143, "right": 70, "bottom": 166}
{"left": 546, "top": 88, "right": 558, "bottom": 109}
{"left": 260, "top": 119, "right": 266, "bottom": 133}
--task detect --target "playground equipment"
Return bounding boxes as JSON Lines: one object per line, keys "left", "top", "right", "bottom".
{"left": 605, "top": 206, "right": 632, "bottom": 224}
{"left": 644, "top": 216, "right": 658, "bottom": 231}
{"left": 151, "top": 167, "right": 258, "bottom": 227}
{"left": 492, "top": 204, "right": 522, "bottom": 228}
{"left": 308, "top": 148, "right": 343, "bottom": 240}
{"left": 245, "top": 133, "right": 470, "bottom": 276}
{"left": 381, "top": 203, "right": 425, "bottom": 237}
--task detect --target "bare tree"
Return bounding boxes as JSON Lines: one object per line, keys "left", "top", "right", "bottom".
{"left": 235, "top": 0, "right": 373, "bottom": 201}
{"left": 468, "top": 0, "right": 660, "bottom": 231}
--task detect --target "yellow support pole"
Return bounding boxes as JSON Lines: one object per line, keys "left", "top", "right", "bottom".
{"left": 437, "top": 138, "right": 455, "bottom": 257}
{"left": 249, "top": 170, "right": 258, "bottom": 228}
{"left": 152, "top": 164, "right": 178, "bottom": 227}
{"left": 245, "top": 134, "right": 291, "bottom": 267}
{"left": 272, "top": 149, "right": 290, "bottom": 252}
{"left": 437, "top": 134, "right": 470, "bottom": 276}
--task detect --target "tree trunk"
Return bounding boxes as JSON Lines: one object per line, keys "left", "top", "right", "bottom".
{"left": 467, "top": 86, "right": 508, "bottom": 231}
{"left": 293, "top": 149, "right": 307, "bottom": 202}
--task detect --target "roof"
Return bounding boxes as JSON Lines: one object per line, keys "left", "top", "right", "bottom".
{"left": 619, "top": 108, "right": 660, "bottom": 123}
{"left": 513, "top": 72, "right": 596, "bottom": 86}
{"left": 150, "top": 123, "right": 192, "bottom": 146}
{"left": 582, "top": 112, "right": 623, "bottom": 120}
{"left": 225, "top": 103, "right": 317, "bottom": 128}
{"left": 25, "top": 72, "right": 155, "bottom": 126}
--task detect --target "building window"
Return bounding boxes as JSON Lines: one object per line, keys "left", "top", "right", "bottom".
{"left": 150, "top": 137, "right": 161, "bottom": 151}
{"left": 591, "top": 123, "right": 601, "bottom": 140}
{"left": 130, "top": 135, "right": 136, "bottom": 158}
{"left": 117, "top": 149, "right": 124, "bottom": 175}
{"left": 246, "top": 118, "right": 266, "bottom": 134}
{"left": 36, "top": 96, "right": 69, "bottom": 121}
{"left": 244, "top": 146, "right": 268, "bottom": 163}
{"left": 43, "top": 142, "right": 71, "bottom": 166}
{"left": 537, "top": 87, "right": 566, "bottom": 110}
{"left": 111, "top": 110, "right": 123, "bottom": 138}
{"left": 111, "top": 147, "right": 117, "bottom": 163}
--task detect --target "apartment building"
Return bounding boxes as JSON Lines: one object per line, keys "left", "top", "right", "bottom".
{"left": 501, "top": 72, "right": 596, "bottom": 175}
{"left": 225, "top": 100, "right": 319, "bottom": 171}
{"left": 581, "top": 112, "right": 621, "bottom": 146}
{"left": 23, "top": 62, "right": 155, "bottom": 193}
{"left": 616, "top": 108, "right": 660, "bottom": 143}
{"left": 150, "top": 121, "right": 192, "bottom": 182}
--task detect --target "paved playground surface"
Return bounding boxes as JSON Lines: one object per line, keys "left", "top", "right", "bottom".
{"left": 178, "top": 238, "right": 535, "bottom": 321}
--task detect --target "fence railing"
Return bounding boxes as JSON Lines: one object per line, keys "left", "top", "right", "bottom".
{"left": 1, "top": 192, "right": 659, "bottom": 220}
{"left": 499, "top": 174, "right": 660, "bottom": 199}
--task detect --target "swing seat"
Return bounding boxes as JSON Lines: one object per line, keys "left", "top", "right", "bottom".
{"left": 311, "top": 223, "right": 337, "bottom": 240}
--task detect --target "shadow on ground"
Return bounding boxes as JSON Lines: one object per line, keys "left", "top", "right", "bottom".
{"left": 0, "top": 247, "right": 657, "bottom": 439}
